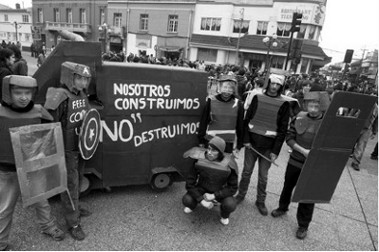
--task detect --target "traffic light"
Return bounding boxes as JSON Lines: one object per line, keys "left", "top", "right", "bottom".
{"left": 291, "top": 12, "right": 303, "bottom": 32}
{"left": 343, "top": 49, "right": 354, "bottom": 63}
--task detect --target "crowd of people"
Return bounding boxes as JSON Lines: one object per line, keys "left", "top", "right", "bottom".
{"left": 0, "top": 46, "right": 377, "bottom": 250}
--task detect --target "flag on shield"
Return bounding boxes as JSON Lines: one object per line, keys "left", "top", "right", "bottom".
{"left": 9, "top": 122, "right": 73, "bottom": 208}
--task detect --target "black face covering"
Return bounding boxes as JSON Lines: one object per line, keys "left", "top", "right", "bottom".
{"left": 1, "top": 100, "right": 34, "bottom": 112}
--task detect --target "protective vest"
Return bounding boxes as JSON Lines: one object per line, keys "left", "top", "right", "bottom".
{"left": 207, "top": 97, "right": 238, "bottom": 143}
{"left": 248, "top": 93, "right": 288, "bottom": 138}
{"left": 195, "top": 154, "right": 235, "bottom": 193}
{"left": 0, "top": 105, "right": 51, "bottom": 165}
{"left": 45, "top": 88, "right": 90, "bottom": 151}
{"left": 290, "top": 111, "right": 323, "bottom": 167}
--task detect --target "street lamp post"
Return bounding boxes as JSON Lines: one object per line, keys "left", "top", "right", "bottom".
{"left": 13, "top": 21, "right": 22, "bottom": 42}
{"left": 235, "top": 8, "right": 244, "bottom": 65}
{"left": 262, "top": 34, "right": 281, "bottom": 87}
{"left": 98, "top": 23, "right": 108, "bottom": 53}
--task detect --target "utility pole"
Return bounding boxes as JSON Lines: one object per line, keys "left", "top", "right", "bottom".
{"left": 235, "top": 8, "right": 244, "bottom": 65}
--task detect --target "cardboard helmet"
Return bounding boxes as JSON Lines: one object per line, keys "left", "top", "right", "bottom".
{"left": 1, "top": 75, "right": 37, "bottom": 105}
{"left": 60, "top": 61, "right": 91, "bottom": 92}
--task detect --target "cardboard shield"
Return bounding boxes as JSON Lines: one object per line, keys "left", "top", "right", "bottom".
{"left": 79, "top": 108, "right": 101, "bottom": 160}
{"left": 9, "top": 123, "right": 69, "bottom": 208}
{"left": 292, "top": 92, "right": 377, "bottom": 203}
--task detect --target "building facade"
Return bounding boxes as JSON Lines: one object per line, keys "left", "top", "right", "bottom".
{"left": 31, "top": 0, "right": 107, "bottom": 51}
{"left": 107, "top": 0, "right": 196, "bottom": 58}
{"left": 189, "top": 0, "right": 329, "bottom": 73}
{"left": 0, "top": 4, "right": 33, "bottom": 50}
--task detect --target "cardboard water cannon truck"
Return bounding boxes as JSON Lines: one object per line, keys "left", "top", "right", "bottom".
{"left": 33, "top": 35, "right": 208, "bottom": 193}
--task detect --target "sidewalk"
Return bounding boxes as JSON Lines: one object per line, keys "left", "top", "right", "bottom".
{"left": 7, "top": 138, "right": 377, "bottom": 250}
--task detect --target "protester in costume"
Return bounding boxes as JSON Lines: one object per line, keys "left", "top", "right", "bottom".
{"left": 44, "top": 62, "right": 92, "bottom": 241}
{"left": 0, "top": 75, "right": 65, "bottom": 250}
{"left": 271, "top": 87, "right": 330, "bottom": 239}
{"left": 182, "top": 136, "right": 238, "bottom": 225}
{"left": 235, "top": 73, "right": 291, "bottom": 216}
{"left": 198, "top": 74, "right": 244, "bottom": 154}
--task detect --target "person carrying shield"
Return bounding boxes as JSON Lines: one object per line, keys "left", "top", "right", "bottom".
{"left": 197, "top": 74, "right": 244, "bottom": 154}
{"left": 0, "top": 75, "right": 65, "bottom": 251}
{"left": 235, "top": 73, "right": 291, "bottom": 216}
{"left": 182, "top": 136, "right": 238, "bottom": 225}
{"left": 44, "top": 62, "right": 92, "bottom": 241}
{"left": 270, "top": 87, "right": 330, "bottom": 239}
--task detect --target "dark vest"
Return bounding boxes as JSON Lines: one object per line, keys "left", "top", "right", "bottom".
{"left": 0, "top": 105, "right": 44, "bottom": 167}
{"left": 61, "top": 89, "right": 90, "bottom": 151}
{"left": 248, "top": 93, "right": 287, "bottom": 138}
{"left": 195, "top": 155, "right": 232, "bottom": 193}
{"left": 207, "top": 97, "right": 238, "bottom": 143}
{"left": 290, "top": 111, "right": 323, "bottom": 168}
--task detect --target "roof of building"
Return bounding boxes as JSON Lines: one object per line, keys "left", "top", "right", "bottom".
{"left": 0, "top": 3, "right": 11, "bottom": 9}
{"left": 190, "top": 34, "right": 329, "bottom": 60}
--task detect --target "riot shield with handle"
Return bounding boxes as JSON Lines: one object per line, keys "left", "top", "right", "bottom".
{"left": 78, "top": 108, "right": 101, "bottom": 160}
{"left": 9, "top": 122, "right": 74, "bottom": 209}
{"left": 292, "top": 92, "right": 377, "bottom": 203}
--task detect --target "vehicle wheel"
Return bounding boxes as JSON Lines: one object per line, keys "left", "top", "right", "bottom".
{"left": 150, "top": 173, "right": 172, "bottom": 191}
{"left": 80, "top": 175, "right": 92, "bottom": 197}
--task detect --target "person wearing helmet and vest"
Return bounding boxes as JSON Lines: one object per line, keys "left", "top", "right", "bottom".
{"left": 235, "top": 73, "right": 291, "bottom": 216}
{"left": 182, "top": 136, "right": 238, "bottom": 226}
{"left": 271, "top": 87, "right": 330, "bottom": 240}
{"left": 0, "top": 75, "right": 65, "bottom": 250}
{"left": 198, "top": 74, "right": 244, "bottom": 154}
{"left": 44, "top": 62, "right": 92, "bottom": 241}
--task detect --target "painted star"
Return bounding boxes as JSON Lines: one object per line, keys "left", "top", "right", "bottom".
{"left": 89, "top": 128, "right": 95, "bottom": 141}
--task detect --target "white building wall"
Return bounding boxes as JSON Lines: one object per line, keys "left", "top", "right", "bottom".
{"left": 0, "top": 11, "right": 32, "bottom": 49}
{"left": 126, "top": 33, "right": 158, "bottom": 57}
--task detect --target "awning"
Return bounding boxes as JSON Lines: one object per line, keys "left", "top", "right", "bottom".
{"left": 159, "top": 46, "right": 183, "bottom": 52}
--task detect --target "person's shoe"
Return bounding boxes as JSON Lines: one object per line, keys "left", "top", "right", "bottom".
{"left": 68, "top": 225, "right": 86, "bottom": 241}
{"left": 42, "top": 226, "right": 65, "bottom": 241}
{"left": 271, "top": 208, "right": 287, "bottom": 218}
{"left": 235, "top": 195, "right": 245, "bottom": 205}
{"left": 255, "top": 201, "right": 268, "bottom": 216}
{"left": 79, "top": 207, "right": 92, "bottom": 218}
{"left": 220, "top": 218, "right": 229, "bottom": 225}
{"left": 184, "top": 207, "right": 193, "bottom": 214}
{"left": 296, "top": 226, "right": 308, "bottom": 239}
{"left": 351, "top": 162, "right": 360, "bottom": 171}
{"left": 371, "top": 155, "right": 378, "bottom": 160}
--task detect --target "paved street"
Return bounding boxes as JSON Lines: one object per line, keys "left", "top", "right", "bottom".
{"left": 7, "top": 51, "right": 377, "bottom": 251}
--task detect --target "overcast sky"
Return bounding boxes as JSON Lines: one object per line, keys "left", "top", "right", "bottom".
{"left": 3, "top": 0, "right": 379, "bottom": 54}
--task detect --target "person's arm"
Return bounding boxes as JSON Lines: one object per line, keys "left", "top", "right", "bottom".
{"left": 243, "top": 96, "right": 258, "bottom": 145}
{"left": 185, "top": 162, "right": 205, "bottom": 202}
{"left": 197, "top": 98, "right": 212, "bottom": 146}
{"left": 213, "top": 168, "right": 238, "bottom": 201}
{"left": 286, "top": 118, "right": 309, "bottom": 157}
{"left": 272, "top": 101, "right": 290, "bottom": 156}
{"left": 235, "top": 100, "right": 245, "bottom": 150}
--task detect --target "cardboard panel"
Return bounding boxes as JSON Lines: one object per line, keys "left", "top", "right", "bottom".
{"left": 9, "top": 123, "right": 68, "bottom": 208}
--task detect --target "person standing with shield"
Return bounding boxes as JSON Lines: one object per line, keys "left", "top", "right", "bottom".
{"left": 235, "top": 73, "right": 290, "bottom": 216}
{"left": 44, "top": 62, "right": 92, "bottom": 241}
{"left": 0, "top": 75, "right": 65, "bottom": 251}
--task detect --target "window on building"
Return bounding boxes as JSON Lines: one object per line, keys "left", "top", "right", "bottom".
{"left": 276, "top": 22, "right": 291, "bottom": 37}
{"left": 114, "top": 13, "right": 122, "bottom": 27}
{"left": 296, "top": 25, "right": 307, "bottom": 39}
{"left": 167, "top": 15, "right": 178, "bottom": 33}
{"left": 140, "top": 14, "right": 149, "bottom": 31}
{"left": 100, "top": 8, "right": 105, "bottom": 25}
{"left": 22, "top": 15, "right": 29, "bottom": 23}
{"left": 256, "top": 21, "right": 268, "bottom": 35}
{"left": 198, "top": 48, "right": 217, "bottom": 62}
{"left": 270, "top": 56, "right": 285, "bottom": 69}
{"left": 38, "top": 9, "right": 43, "bottom": 23}
{"left": 300, "top": 58, "right": 309, "bottom": 73}
{"left": 66, "top": 8, "right": 72, "bottom": 23}
{"left": 200, "top": 18, "right": 221, "bottom": 31}
{"left": 54, "top": 8, "right": 60, "bottom": 22}
{"left": 80, "top": 9, "right": 86, "bottom": 24}
{"left": 4, "top": 14, "right": 8, "bottom": 22}
{"left": 25, "top": 33, "right": 30, "bottom": 42}
{"left": 308, "top": 25, "right": 316, "bottom": 40}
{"left": 233, "top": 20, "right": 249, "bottom": 33}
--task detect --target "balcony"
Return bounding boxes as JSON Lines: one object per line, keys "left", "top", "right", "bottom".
{"left": 45, "top": 21, "right": 91, "bottom": 34}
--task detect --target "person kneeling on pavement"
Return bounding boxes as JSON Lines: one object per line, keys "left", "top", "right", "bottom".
{"left": 182, "top": 136, "right": 238, "bottom": 225}
{"left": 0, "top": 75, "right": 65, "bottom": 251}
{"left": 270, "top": 87, "right": 330, "bottom": 240}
